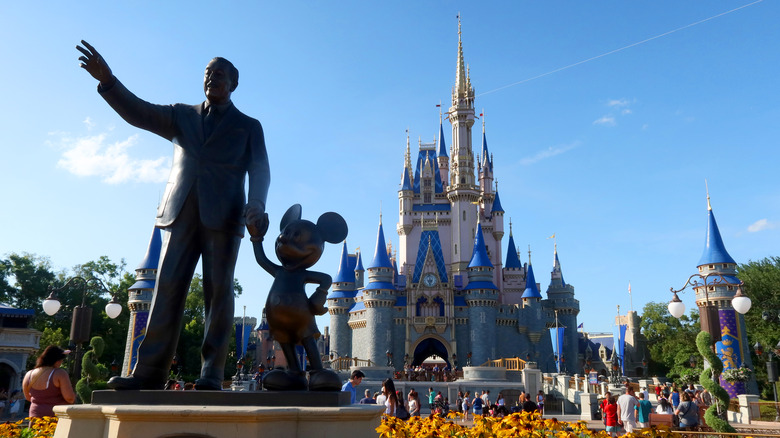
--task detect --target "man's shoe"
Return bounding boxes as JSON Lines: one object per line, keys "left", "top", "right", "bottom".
{"left": 107, "top": 375, "right": 162, "bottom": 390}
{"left": 194, "top": 378, "right": 222, "bottom": 391}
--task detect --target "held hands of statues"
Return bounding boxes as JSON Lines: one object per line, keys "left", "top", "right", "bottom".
{"left": 245, "top": 203, "right": 269, "bottom": 241}
{"left": 76, "top": 40, "right": 115, "bottom": 87}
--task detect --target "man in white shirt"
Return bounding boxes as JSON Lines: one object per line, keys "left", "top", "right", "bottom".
{"left": 616, "top": 385, "right": 639, "bottom": 433}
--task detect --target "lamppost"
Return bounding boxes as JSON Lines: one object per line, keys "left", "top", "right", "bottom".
{"left": 452, "top": 353, "right": 458, "bottom": 369}
{"left": 753, "top": 341, "right": 780, "bottom": 421}
{"left": 386, "top": 350, "right": 393, "bottom": 367}
{"left": 610, "top": 351, "right": 621, "bottom": 385}
{"left": 667, "top": 273, "right": 751, "bottom": 336}
{"left": 42, "top": 276, "right": 122, "bottom": 380}
{"left": 466, "top": 352, "right": 472, "bottom": 367}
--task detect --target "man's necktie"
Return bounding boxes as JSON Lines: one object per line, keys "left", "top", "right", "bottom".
{"left": 204, "top": 106, "right": 217, "bottom": 138}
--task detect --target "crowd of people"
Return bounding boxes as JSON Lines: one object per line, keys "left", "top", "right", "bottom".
{"left": 600, "top": 382, "right": 710, "bottom": 436}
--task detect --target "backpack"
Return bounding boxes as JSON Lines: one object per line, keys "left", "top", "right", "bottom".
{"left": 396, "top": 401, "right": 410, "bottom": 420}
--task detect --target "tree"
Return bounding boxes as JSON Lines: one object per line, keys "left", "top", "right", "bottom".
{"left": 738, "top": 256, "right": 780, "bottom": 398}
{"left": 0, "top": 253, "right": 58, "bottom": 326}
{"left": 177, "top": 274, "right": 243, "bottom": 381}
{"left": 640, "top": 301, "right": 701, "bottom": 379}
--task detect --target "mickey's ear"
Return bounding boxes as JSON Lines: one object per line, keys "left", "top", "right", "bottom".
{"left": 317, "top": 212, "right": 348, "bottom": 243}
{"left": 280, "top": 204, "right": 302, "bottom": 231}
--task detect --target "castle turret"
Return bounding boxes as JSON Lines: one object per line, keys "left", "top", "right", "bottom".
{"left": 327, "top": 241, "right": 358, "bottom": 359}
{"left": 521, "top": 253, "right": 543, "bottom": 345}
{"left": 358, "top": 219, "right": 396, "bottom": 366}
{"left": 545, "top": 243, "right": 579, "bottom": 375}
{"left": 122, "top": 227, "right": 161, "bottom": 376}
{"left": 464, "top": 223, "right": 498, "bottom": 364}
{"left": 437, "top": 115, "right": 449, "bottom": 184}
{"left": 695, "top": 192, "right": 756, "bottom": 396}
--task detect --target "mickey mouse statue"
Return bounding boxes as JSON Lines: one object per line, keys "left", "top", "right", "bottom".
{"left": 247, "top": 204, "right": 347, "bottom": 391}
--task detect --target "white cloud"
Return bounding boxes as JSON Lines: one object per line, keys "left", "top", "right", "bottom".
{"left": 519, "top": 141, "right": 580, "bottom": 165}
{"left": 621, "top": 109, "right": 632, "bottom": 115}
{"left": 593, "top": 115, "right": 616, "bottom": 126}
{"left": 608, "top": 99, "right": 630, "bottom": 107}
{"left": 54, "top": 131, "right": 170, "bottom": 184}
{"left": 747, "top": 219, "right": 776, "bottom": 233}
{"left": 83, "top": 117, "right": 96, "bottom": 130}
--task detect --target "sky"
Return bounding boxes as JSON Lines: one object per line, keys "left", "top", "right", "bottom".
{"left": 1, "top": 1, "right": 779, "bottom": 340}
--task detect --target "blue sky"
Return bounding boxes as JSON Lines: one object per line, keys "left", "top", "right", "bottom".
{"left": 2, "top": 1, "right": 778, "bottom": 338}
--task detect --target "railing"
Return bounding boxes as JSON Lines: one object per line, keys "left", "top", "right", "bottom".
{"left": 749, "top": 401, "right": 780, "bottom": 422}
{"left": 329, "top": 356, "right": 373, "bottom": 371}
{"left": 478, "top": 357, "right": 527, "bottom": 371}
{"left": 672, "top": 431, "right": 780, "bottom": 438}
{"left": 395, "top": 369, "right": 460, "bottom": 382}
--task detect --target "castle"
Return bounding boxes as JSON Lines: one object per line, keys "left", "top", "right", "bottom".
{"left": 327, "top": 22, "right": 580, "bottom": 374}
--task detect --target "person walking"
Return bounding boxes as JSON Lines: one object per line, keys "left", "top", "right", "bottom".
{"left": 341, "top": 370, "right": 365, "bottom": 404}
{"left": 461, "top": 391, "right": 471, "bottom": 421}
{"left": 22, "top": 346, "right": 76, "bottom": 418}
{"left": 674, "top": 391, "right": 699, "bottom": 429}
{"left": 635, "top": 392, "right": 652, "bottom": 428}
{"left": 616, "top": 385, "right": 639, "bottom": 434}
{"left": 604, "top": 394, "right": 619, "bottom": 437}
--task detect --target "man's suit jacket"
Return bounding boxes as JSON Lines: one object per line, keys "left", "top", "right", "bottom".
{"left": 100, "top": 79, "right": 270, "bottom": 237}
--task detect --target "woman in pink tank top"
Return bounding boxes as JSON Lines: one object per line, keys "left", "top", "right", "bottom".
{"left": 23, "top": 346, "right": 76, "bottom": 417}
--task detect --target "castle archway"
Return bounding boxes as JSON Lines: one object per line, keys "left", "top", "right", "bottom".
{"left": 410, "top": 336, "right": 451, "bottom": 367}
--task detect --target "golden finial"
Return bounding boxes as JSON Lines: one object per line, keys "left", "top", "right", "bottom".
{"left": 705, "top": 179, "right": 712, "bottom": 211}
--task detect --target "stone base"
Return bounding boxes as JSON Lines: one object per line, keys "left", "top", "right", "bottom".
{"left": 53, "top": 391, "right": 385, "bottom": 438}
{"left": 462, "top": 366, "right": 507, "bottom": 381}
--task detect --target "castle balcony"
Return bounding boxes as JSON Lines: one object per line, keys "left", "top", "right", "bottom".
{"left": 411, "top": 316, "right": 448, "bottom": 334}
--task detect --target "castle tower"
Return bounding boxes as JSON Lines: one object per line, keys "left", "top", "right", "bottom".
{"left": 122, "top": 227, "right": 161, "bottom": 376}
{"left": 327, "top": 241, "right": 358, "bottom": 359}
{"left": 545, "top": 243, "right": 579, "bottom": 374}
{"left": 355, "top": 250, "right": 365, "bottom": 289}
{"left": 521, "top": 253, "right": 543, "bottom": 347}
{"left": 359, "top": 219, "right": 396, "bottom": 365}
{"left": 696, "top": 193, "right": 756, "bottom": 396}
{"left": 464, "top": 223, "right": 498, "bottom": 364}
{"left": 502, "top": 221, "right": 526, "bottom": 305}
{"left": 437, "top": 114, "right": 449, "bottom": 184}
{"left": 447, "top": 17, "right": 480, "bottom": 277}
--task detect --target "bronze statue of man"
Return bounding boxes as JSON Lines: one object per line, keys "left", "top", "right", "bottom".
{"left": 77, "top": 41, "right": 270, "bottom": 390}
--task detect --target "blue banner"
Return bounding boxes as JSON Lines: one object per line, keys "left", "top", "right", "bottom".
{"left": 549, "top": 327, "right": 565, "bottom": 373}
{"left": 618, "top": 324, "right": 627, "bottom": 374}
{"left": 235, "top": 323, "right": 252, "bottom": 359}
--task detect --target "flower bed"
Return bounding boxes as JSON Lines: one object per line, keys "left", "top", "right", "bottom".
{"left": 0, "top": 416, "right": 58, "bottom": 437}
{"left": 377, "top": 412, "right": 676, "bottom": 438}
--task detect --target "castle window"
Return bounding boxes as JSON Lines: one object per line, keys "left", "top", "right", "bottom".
{"left": 455, "top": 244, "right": 458, "bottom": 254}
{"left": 463, "top": 211, "right": 466, "bottom": 221}
{"left": 424, "top": 193, "right": 431, "bottom": 203}
{"left": 461, "top": 177, "right": 465, "bottom": 184}
{"left": 709, "top": 265, "right": 715, "bottom": 269}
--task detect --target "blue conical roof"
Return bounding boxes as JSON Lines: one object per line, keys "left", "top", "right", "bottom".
{"left": 136, "top": 227, "right": 162, "bottom": 270}
{"left": 481, "top": 132, "right": 493, "bottom": 171}
{"left": 491, "top": 191, "right": 504, "bottom": 213}
{"left": 505, "top": 233, "right": 522, "bottom": 269}
{"left": 438, "top": 122, "right": 448, "bottom": 157}
{"left": 355, "top": 251, "right": 364, "bottom": 271}
{"left": 468, "top": 224, "right": 493, "bottom": 268}
{"left": 521, "top": 262, "right": 542, "bottom": 298}
{"left": 334, "top": 241, "right": 356, "bottom": 283}
{"left": 698, "top": 207, "right": 736, "bottom": 265}
{"left": 368, "top": 222, "right": 393, "bottom": 269}
{"left": 401, "top": 166, "right": 412, "bottom": 191}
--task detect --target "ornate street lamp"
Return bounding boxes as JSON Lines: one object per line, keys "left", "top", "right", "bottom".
{"left": 452, "top": 353, "right": 458, "bottom": 369}
{"left": 668, "top": 273, "right": 751, "bottom": 340}
{"left": 42, "top": 276, "right": 122, "bottom": 379}
{"left": 386, "top": 350, "right": 393, "bottom": 367}
{"left": 466, "top": 352, "right": 472, "bottom": 367}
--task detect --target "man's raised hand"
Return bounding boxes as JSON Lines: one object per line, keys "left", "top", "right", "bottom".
{"left": 76, "top": 40, "right": 114, "bottom": 87}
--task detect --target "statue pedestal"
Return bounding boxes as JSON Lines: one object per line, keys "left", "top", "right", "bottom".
{"left": 53, "top": 391, "right": 385, "bottom": 438}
